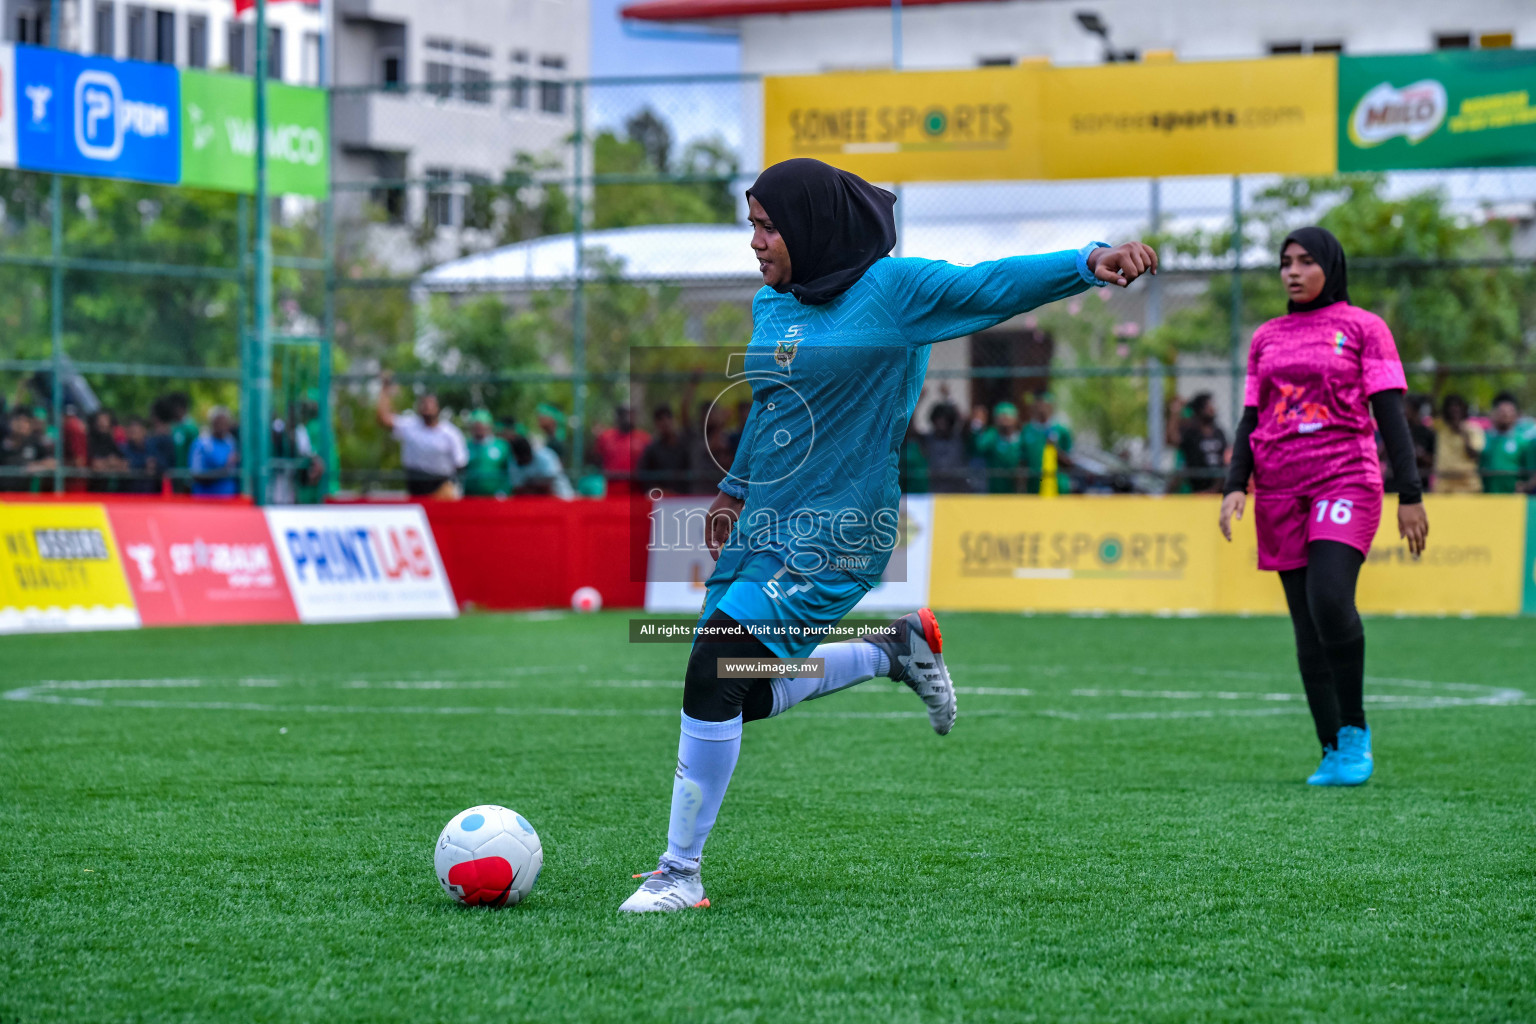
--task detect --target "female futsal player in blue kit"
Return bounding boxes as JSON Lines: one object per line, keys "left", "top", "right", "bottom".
{"left": 622, "top": 158, "right": 1157, "bottom": 911}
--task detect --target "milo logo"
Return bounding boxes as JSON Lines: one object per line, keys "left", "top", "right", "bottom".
{"left": 1349, "top": 79, "right": 1448, "bottom": 148}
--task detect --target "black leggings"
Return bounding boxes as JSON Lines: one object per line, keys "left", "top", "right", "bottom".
{"left": 1278, "top": 540, "right": 1366, "bottom": 751}
{"left": 683, "top": 610, "right": 777, "bottom": 724}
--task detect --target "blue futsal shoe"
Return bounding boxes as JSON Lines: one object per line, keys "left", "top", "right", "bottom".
{"left": 1333, "top": 725, "right": 1374, "bottom": 786}
{"left": 1306, "top": 746, "right": 1343, "bottom": 786}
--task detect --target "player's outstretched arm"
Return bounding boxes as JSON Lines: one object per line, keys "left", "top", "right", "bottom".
{"left": 886, "top": 241, "right": 1157, "bottom": 346}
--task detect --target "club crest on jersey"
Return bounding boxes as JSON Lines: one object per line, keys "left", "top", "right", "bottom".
{"left": 1273, "top": 382, "right": 1332, "bottom": 434}
{"left": 775, "top": 324, "right": 806, "bottom": 369}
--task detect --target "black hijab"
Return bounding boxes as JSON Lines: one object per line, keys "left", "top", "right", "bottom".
{"left": 1281, "top": 226, "right": 1349, "bottom": 313}
{"left": 746, "top": 159, "right": 897, "bottom": 306}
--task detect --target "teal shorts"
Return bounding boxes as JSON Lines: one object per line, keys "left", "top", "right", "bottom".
{"left": 699, "top": 552, "right": 870, "bottom": 660}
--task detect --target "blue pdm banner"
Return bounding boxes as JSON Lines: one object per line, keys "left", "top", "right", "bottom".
{"left": 14, "top": 44, "right": 179, "bottom": 184}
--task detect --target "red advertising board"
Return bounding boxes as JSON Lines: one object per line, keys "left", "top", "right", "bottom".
{"left": 107, "top": 505, "right": 298, "bottom": 626}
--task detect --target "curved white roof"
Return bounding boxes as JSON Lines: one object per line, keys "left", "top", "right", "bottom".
{"left": 421, "top": 224, "right": 759, "bottom": 288}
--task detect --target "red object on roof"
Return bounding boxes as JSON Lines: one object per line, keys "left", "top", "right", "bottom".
{"left": 623, "top": 0, "right": 997, "bottom": 22}
{"left": 233, "top": 0, "right": 318, "bottom": 16}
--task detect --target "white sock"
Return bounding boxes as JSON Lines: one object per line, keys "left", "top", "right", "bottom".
{"left": 768, "top": 642, "right": 890, "bottom": 717}
{"left": 663, "top": 712, "right": 742, "bottom": 871}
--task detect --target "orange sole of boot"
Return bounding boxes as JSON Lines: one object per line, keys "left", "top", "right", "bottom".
{"left": 917, "top": 607, "right": 943, "bottom": 654}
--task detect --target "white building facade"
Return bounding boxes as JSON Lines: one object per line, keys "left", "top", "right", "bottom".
{"left": 3, "top": 0, "right": 324, "bottom": 82}
{"left": 622, "top": 0, "right": 1535, "bottom": 73}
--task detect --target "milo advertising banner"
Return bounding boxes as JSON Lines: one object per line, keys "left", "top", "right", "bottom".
{"left": 1339, "top": 50, "right": 1536, "bottom": 171}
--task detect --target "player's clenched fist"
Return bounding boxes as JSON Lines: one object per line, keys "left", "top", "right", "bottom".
{"left": 1088, "top": 242, "right": 1159, "bottom": 287}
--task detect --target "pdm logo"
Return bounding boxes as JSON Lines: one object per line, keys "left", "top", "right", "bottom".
{"left": 14, "top": 45, "right": 178, "bottom": 183}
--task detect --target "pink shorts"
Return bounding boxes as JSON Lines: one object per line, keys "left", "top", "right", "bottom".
{"left": 1254, "top": 483, "right": 1381, "bottom": 572}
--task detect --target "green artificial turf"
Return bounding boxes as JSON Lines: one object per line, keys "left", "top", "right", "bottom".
{"left": 2, "top": 612, "right": 1533, "bottom": 1023}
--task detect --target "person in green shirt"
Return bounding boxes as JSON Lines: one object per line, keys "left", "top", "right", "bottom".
{"left": 1480, "top": 392, "right": 1536, "bottom": 494}
{"left": 462, "top": 410, "right": 512, "bottom": 497}
{"left": 900, "top": 417, "right": 930, "bottom": 494}
{"left": 1022, "top": 391, "right": 1074, "bottom": 495}
{"left": 972, "top": 401, "right": 1026, "bottom": 493}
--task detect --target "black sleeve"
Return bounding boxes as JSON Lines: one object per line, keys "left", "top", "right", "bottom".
{"left": 1222, "top": 406, "right": 1258, "bottom": 495}
{"left": 1370, "top": 390, "right": 1422, "bottom": 504}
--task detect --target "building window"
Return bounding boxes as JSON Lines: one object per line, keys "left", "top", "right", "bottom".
{"left": 126, "top": 5, "right": 147, "bottom": 60}
{"left": 13, "top": 6, "right": 48, "bottom": 44}
{"left": 187, "top": 14, "right": 207, "bottom": 67}
{"left": 539, "top": 55, "right": 566, "bottom": 115}
{"left": 426, "top": 61, "right": 454, "bottom": 99}
{"left": 509, "top": 50, "right": 530, "bottom": 109}
{"left": 228, "top": 22, "right": 247, "bottom": 73}
{"left": 95, "top": 3, "right": 115, "bottom": 55}
{"left": 1268, "top": 40, "right": 1343, "bottom": 54}
{"left": 154, "top": 9, "right": 174, "bottom": 63}
{"left": 379, "top": 48, "right": 403, "bottom": 90}
{"left": 977, "top": 56, "right": 1013, "bottom": 67}
{"left": 267, "top": 26, "right": 283, "bottom": 79}
{"left": 1435, "top": 31, "right": 1514, "bottom": 50}
{"left": 426, "top": 168, "right": 456, "bottom": 228}
{"left": 462, "top": 67, "right": 492, "bottom": 105}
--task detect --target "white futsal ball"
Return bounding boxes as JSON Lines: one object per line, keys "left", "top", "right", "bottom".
{"left": 571, "top": 586, "right": 603, "bottom": 613}
{"left": 435, "top": 805, "right": 543, "bottom": 907}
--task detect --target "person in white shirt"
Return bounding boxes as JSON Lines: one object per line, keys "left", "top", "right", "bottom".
{"left": 376, "top": 372, "right": 468, "bottom": 498}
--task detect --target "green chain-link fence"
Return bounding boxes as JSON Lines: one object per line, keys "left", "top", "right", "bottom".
{"left": 5, "top": 61, "right": 1536, "bottom": 499}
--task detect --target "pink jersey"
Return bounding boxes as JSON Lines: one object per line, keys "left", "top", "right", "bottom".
{"left": 1243, "top": 301, "right": 1407, "bottom": 495}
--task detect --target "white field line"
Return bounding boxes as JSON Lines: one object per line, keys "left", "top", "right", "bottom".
{"left": 4, "top": 671, "right": 1530, "bottom": 722}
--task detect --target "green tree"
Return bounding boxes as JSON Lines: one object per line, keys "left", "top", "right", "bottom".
{"left": 591, "top": 107, "right": 739, "bottom": 230}
{"left": 1035, "top": 291, "right": 1146, "bottom": 452}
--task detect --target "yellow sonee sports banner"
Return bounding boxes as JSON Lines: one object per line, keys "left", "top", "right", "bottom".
{"left": 762, "top": 67, "right": 1044, "bottom": 183}
{"left": 929, "top": 495, "right": 1221, "bottom": 613}
{"left": 1039, "top": 56, "right": 1337, "bottom": 179}
{"left": 930, "top": 495, "right": 1526, "bottom": 616}
{"left": 764, "top": 56, "right": 1337, "bottom": 183}
{"left": 1215, "top": 495, "right": 1527, "bottom": 616}
{"left": 0, "top": 502, "right": 140, "bottom": 633}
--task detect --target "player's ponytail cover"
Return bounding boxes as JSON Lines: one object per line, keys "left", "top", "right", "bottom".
{"left": 747, "top": 159, "right": 897, "bottom": 306}
{"left": 1281, "top": 226, "right": 1350, "bottom": 313}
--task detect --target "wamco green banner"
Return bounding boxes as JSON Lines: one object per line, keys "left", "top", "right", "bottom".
{"left": 180, "top": 70, "right": 328, "bottom": 198}
{"left": 1339, "top": 50, "right": 1536, "bottom": 171}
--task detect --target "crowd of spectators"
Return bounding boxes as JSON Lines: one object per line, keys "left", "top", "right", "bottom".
{"left": 0, "top": 384, "right": 243, "bottom": 496}
{"left": 14, "top": 373, "right": 1530, "bottom": 502}
{"left": 1157, "top": 388, "right": 1536, "bottom": 497}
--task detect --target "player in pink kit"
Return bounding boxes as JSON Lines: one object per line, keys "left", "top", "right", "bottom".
{"left": 1219, "top": 227, "right": 1429, "bottom": 786}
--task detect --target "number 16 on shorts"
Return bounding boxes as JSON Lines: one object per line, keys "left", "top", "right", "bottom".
{"left": 1315, "top": 497, "right": 1353, "bottom": 525}
{"left": 1309, "top": 490, "right": 1379, "bottom": 556}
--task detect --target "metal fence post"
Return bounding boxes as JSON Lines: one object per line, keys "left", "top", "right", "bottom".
{"left": 251, "top": 0, "right": 273, "bottom": 504}
{"left": 237, "top": 194, "right": 254, "bottom": 497}
{"left": 1228, "top": 175, "right": 1244, "bottom": 424}
{"left": 1145, "top": 178, "right": 1163, "bottom": 470}
{"left": 571, "top": 78, "right": 587, "bottom": 476}
{"left": 320, "top": 195, "right": 336, "bottom": 498}
{"left": 47, "top": 0, "right": 62, "bottom": 494}
{"left": 49, "top": 175, "right": 64, "bottom": 495}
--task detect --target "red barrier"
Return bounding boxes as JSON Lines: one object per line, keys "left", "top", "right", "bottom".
{"left": 336, "top": 498, "right": 651, "bottom": 611}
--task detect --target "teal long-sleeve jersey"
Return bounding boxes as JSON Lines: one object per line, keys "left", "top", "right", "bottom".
{"left": 711, "top": 244, "right": 1107, "bottom": 588}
